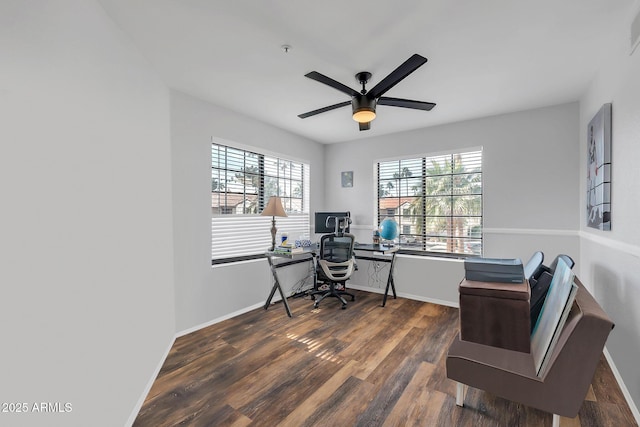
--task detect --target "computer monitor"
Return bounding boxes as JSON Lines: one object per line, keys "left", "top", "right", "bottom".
{"left": 314, "top": 211, "right": 351, "bottom": 234}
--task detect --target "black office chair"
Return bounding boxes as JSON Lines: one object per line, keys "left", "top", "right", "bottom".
{"left": 311, "top": 233, "right": 356, "bottom": 309}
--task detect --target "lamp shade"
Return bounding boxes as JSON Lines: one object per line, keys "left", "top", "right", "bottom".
{"left": 261, "top": 196, "right": 287, "bottom": 217}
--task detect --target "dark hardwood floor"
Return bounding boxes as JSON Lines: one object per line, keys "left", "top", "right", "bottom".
{"left": 134, "top": 290, "right": 637, "bottom": 426}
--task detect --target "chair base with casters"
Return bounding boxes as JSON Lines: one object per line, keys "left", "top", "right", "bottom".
{"left": 310, "top": 281, "right": 355, "bottom": 309}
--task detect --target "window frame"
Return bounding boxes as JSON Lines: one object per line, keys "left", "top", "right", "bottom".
{"left": 376, "top": 148, "right": 483, "bottom": 258}
{"left": 211, "top": 142, "right": 310, "bottom": 264}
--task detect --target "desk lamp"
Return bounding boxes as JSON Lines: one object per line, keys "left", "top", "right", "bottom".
{"left": 261, "top": 196, "right": 287, "bottom": 251}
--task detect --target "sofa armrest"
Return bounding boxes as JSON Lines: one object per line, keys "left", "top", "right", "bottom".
{"left": 458, "top": 278, "right": 531, "bottom": 352}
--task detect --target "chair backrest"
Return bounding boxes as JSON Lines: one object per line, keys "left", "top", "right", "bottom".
{"left": 319, "top": 233, "right": 355, "bottom": 263}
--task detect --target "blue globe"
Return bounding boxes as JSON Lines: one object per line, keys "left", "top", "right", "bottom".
{"left": 379, "top": 217, "right": 399, "bottom": 241}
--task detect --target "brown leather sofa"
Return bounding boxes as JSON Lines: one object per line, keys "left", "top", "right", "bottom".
{"left": 446, "top": 276, "right": 614, "bottom": 426}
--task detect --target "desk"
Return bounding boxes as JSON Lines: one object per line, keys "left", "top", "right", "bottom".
{"left": 264, "top": 244, "right": 399, "bottom": 316}
{"left": 353, "top": 243, "right": 399, "bottom": 307}
{"left": 264, "top": 248, "right": 316, "bottom": 317}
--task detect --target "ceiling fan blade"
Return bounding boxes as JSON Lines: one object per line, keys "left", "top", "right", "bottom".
{"left": 359, "top": 122, "right": 371, "bottom": 131}
{"left": 367, "top": 54, "right": 428, "bottom": 99}
{"left": 304, "top": 71, "right": 359, "bottom": 97}
{"left": 298, "top": 101, "right": 351, "bottom": 119}
{"left": 378, "top": 97, "right": 436, "bottom": 111}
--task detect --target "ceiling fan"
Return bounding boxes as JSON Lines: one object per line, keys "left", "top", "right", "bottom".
{"left": 298, "top": 54, "right": 436, "bottom": 131}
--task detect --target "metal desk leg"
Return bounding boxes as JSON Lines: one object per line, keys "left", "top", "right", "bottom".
{"left": 382, "top": 252, "right": 398, "bottom": 307}
{"left": 264, "top": 256, "right": 293, "bottom": 317}
{"left": 312, "top": 254, "right": 318, "bottom": 291}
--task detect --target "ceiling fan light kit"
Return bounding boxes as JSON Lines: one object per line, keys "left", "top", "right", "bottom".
{"left": 352, "top": 97, "right": 377, "bottom": 123}
{"left": 298, "top": 54, "right": 436, "bottom": 131}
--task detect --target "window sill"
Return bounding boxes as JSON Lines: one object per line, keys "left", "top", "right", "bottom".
{"left": 396, "top": 249, "right": 479, "bottom": 260}
{"left": 212, "top": 254, "right": 265, "bottom": 266}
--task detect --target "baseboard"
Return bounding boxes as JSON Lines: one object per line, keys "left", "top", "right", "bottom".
{"left": 126, "top": 336, "right": 176, "bottom": 426}
{"left": 348, "top": 283, "right": 459, "bottom": 308}
{"left": 603, "top": 347, "right": 640, "bottom": 425}
{"left": 176, "top": 302, "right": 266, "bottom": 337}
{"left": 396, "top": 291, "right": 459, "bottom": 308}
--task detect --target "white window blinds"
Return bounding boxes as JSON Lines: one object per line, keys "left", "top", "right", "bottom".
{"left": 212, "top": 142, "right": 310, "bottom": 261}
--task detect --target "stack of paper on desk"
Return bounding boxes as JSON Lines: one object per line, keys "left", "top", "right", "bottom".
{"left": 273, "top": 244, "right": 304, "bottom": 255}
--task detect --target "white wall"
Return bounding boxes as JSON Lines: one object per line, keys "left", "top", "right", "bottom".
{"left": 0, "top": 1, "right": 175, "bottom": 426}
{"left": 326, "top": 103, "right": 580, "bottom": 302}
{"left": 170, "top": 91, "right": 324, "bottom": 332}
{"left": 579, "top": 1, "right": 640, "bottom": 417}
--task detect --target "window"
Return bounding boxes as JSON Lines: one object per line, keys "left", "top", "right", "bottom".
{"left": 377, "top": 149, "right": 482, "bottom": 257}
{"left": 211, "top": 142, "right": 310, "bottom": 262}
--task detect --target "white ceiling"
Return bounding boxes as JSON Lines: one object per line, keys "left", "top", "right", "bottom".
{"left": 98, "top": 0, "right": 633, "bottom": 143}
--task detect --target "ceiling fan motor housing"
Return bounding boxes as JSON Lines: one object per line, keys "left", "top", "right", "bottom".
{"left": 352, "top": 95, "right": 377, "bottom": 122}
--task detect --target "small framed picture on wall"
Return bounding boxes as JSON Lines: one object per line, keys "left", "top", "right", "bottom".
{"left": 341, "top": 171, "right": 353, "bottom": 188}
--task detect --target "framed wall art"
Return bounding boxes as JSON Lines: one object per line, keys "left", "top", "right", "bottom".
{"left": 341, "top": 171, "right": 353, "bottom": 188}
{"left": 586, "top": 103, "right": 612, "bottom": 230}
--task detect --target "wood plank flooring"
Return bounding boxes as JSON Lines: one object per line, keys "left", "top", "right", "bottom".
{"left": 134, "top": 290, "right": 637, "bottom": 427}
